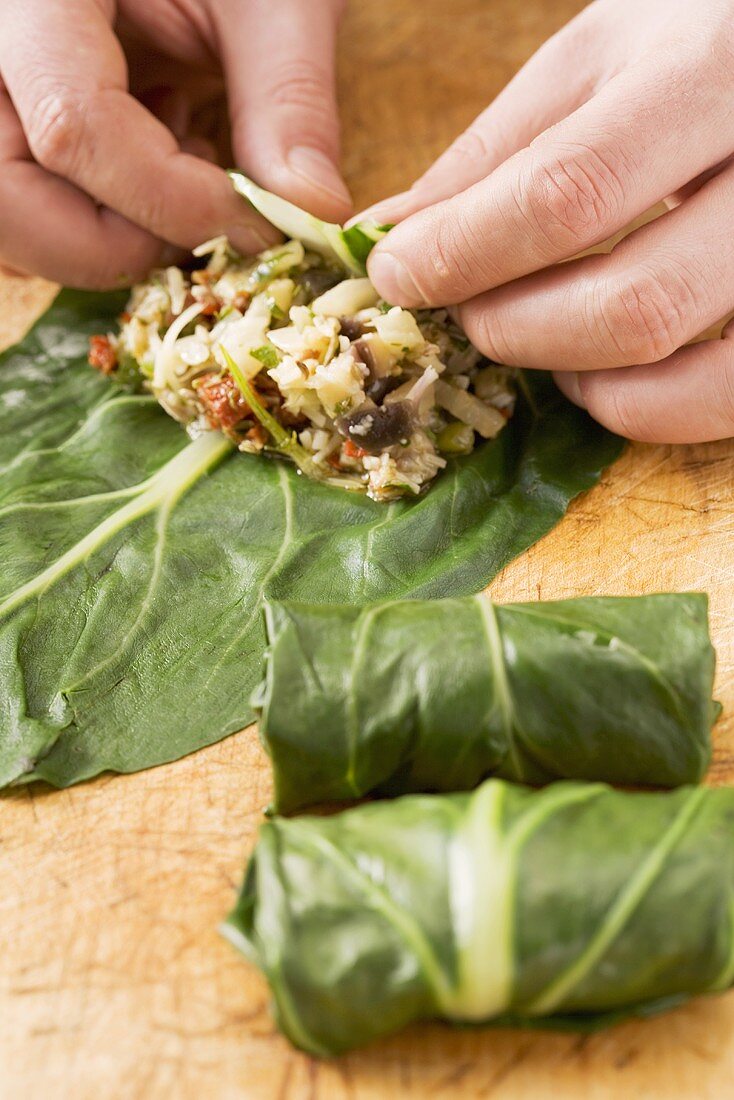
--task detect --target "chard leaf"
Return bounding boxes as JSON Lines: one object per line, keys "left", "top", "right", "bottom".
{"left": 229, "top": 171, "right": 387, "bottom": 274}
{"left": 255, "top": 593, "right": 717, "bottom": 813}
{"left": 228, "top": 780, "right": 734, "bottom": 1056}
{"left": 0, "top": 291, "right": 623, "bottom": 788}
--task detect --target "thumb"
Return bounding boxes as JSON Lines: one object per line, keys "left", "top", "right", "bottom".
{"left": 211, "top": 0, "right": 351, "bottom": 222}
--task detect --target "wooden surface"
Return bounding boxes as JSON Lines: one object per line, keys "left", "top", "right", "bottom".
{"left": 2, "top": 1, "right": 734, "bottom": 1097}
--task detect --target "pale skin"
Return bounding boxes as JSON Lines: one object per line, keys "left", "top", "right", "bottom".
{"left": 2, "top": 0, "right": 733, "bottom": 443}
{"left": 0, "top": 0, "right": 350, "bottom": 285}
{"left": 368, "top": 0, "right": 734, "bottom": 444}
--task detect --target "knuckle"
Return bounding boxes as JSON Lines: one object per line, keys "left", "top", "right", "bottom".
{"left": 26, "top": 90, "right": 86, "bottom": 176}
{"left": 678, "top": 15, "right": 734, "bottom": 82}
{"left": 599, "top": 268, "right": 691, "bottom": 365}
{"left": 446, "top": 126, "right": 493, "bottom": 169}
{"left": 267, "top": 60, "right": 329, "bottom": 114}
{"left": 519, "top": 142, "right": 630, "bottom": 252}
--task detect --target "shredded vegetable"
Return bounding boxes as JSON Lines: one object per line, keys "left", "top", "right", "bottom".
{"left": 89, "top": 238, "right": 516, "bottom": 501}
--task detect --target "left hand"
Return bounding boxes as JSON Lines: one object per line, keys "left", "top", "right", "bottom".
{"left": 365, "top": 0, "right": 734, "bottom": 444}
{"left": 0, "top": 0, "right": 349, "bottom": 287}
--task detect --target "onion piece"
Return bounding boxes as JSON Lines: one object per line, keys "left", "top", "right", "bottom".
{"left": 153, "top": 301, "right": 205, "bottom": 392}
{"left": 311, "top": 277, "right": 380, "bottom": 317}
{"left": 435, "top": 380, "right": 506, "bottom": 438}
{"left": 165, "top": 266, "right": 188, "bottom": 317}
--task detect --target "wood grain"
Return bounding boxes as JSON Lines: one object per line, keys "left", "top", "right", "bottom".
{"left": 2, "top": 1, "right": 734, "bottom": 1096}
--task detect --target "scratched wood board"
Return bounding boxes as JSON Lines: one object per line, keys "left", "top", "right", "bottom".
{"left": 2, "top": 1, "right": 734, "bottom": 1096}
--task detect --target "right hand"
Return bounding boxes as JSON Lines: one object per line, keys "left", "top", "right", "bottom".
{"left": 366, "top": 0, "right": 734, "bottom": 444}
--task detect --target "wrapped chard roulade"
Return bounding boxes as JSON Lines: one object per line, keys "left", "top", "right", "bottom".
{"left": 254, "top": 593, "right": 717, "bottom": 812}
{"left": 224, "top": 779, "right": 734, "bottom": 1056}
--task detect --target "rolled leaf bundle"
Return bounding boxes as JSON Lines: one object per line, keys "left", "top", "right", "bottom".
{"left": 224, "top": 779, "right": 734, "bottom": 1056}
{"left": 254, "top": 594, "right": 717, "bottom": 812}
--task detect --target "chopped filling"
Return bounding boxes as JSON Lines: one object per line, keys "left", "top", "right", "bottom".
{"left": 88, "top": 334, "right": 117, "bottom": 375}
{"left": 196, "top": 372, "right": 252, "bottom": 433}
{"left": 89, "top": 235, "right": 516, "bottom": 501}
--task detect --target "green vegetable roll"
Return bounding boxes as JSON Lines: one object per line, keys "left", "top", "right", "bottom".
{"left": 254, "top": 594, "right": 717, "bottom": 812}
{"left": 224, "top": 780, "right": 734, "bottom": 1056}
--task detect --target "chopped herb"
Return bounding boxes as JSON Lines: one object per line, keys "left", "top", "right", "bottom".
{"left": 221, "top": 347, "right": 321, "bottom": 481}
{"left": 251, "top": 345, "right": 279, "bottom": 369}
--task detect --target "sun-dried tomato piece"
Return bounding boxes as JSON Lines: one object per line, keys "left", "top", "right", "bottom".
{"left": 197, "top": 372, "right": 252, "bottom": 432}
{"left": 343, "top": 439, "right": 368, "bottom": 459}
{"left": 183, "top": 290, "right": 219, "bottom": 316}
{"left": 88, "top": 335, "right": 118, "bottom": 375}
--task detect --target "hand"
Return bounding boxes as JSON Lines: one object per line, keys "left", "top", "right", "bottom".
{"left": 366, "top": 0, "right": 734, "bottom": 444}
{"left": 0, "top": 0, "right": 349, "bottom": 287}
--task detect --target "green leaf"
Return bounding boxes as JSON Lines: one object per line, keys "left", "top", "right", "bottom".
{"left": 254, "top": 593, "right": 717, "bottom": 813}
{"left": 229, "top": 171, "right": 388, "bottom": 274}
{"left": 0, "top": 290, "right": 623, "bottom": 788}
{"left": 340, "top": 223, "right": 390, "bottom": 269}
{"left": 225, "top": 779, "right": 734, "bottom": 1056}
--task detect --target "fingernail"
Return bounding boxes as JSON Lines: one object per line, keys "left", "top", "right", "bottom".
{"left": 368, "top": 250, "right": 423, "bottom": 306}
{"left": 0, "top": 262, "right": 28, "bottom": 280}
{"left": 555, "top": 371, "right": 585, "bottom": 408}
{"left": 352, "top": 191, "right": 412, "bottom": 228}
{"left": 227, "top": 224, "right": 279, "bottom": 257}
{"left": 286, "top": 145, "right": 352, "bottom": 207}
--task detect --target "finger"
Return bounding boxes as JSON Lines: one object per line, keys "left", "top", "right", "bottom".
{"left": 210, "top": 0, "right": 352, "bottom": 222}
{"left": 553, "top": 324, "right": 734, "bottom": 443}
{"left": 0, "top": 262, "right": 27, "bottom": 279}
{"left": 368, "top": 48, "right": 734, "bottom": 307}
{"left": 0, "top": 0, "right": 276, "bottom": 254}
{"left": 0, "top": 90, "right": 162, "bottom": 287}
{"left": 179, "top": 135, "right": 218, "bottom": 164}
{"left": 362, "top": 6, "right": 614, "bottom": 226}
{"left": 665, "top": 155, "right": 734, "bottom": 208}
{"left": 455, "top": 162, "right": 734, "bottom": 372}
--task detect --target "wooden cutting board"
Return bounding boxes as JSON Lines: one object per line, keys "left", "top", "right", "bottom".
{"left": 2, "top": 2, "right": 734, "bottom": 1096}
